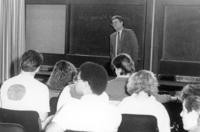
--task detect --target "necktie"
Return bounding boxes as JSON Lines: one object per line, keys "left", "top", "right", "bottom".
{"left": 115, "top": 32, "right": 120, "bottom": 56}
{"left": 118, "top": 31, "right": 121, "bottom": 40}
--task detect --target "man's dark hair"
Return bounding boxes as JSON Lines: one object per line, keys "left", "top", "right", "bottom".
{"left": 184, "top": 96, "right": 200, "bottom": 112}
{"left": 79, "top": 62, "right": 108, "bottom": 95}
{"left": 111, "top": 15, "right": 124, "bottom": 22}
{"left": 180, "top": 84, "right": 200, "bottom": 113}
{"left": 20, "top": 50, "right": 43, "bottom": 72}
{"left": 181, "top": 84, "right": 200, "bottom": 101}
{"left": 112, "top": 53, "right": 135, "bottom": 75}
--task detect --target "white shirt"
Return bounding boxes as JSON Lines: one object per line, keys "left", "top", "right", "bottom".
{"left": 57, "top": 84, "right": 109, "bottom": 111}
{"left": 118, "top": 29, "right": 123, "bottom": 40}
{"left": 118, "top": 92, "right": 170, "bottom": 132}
{"left": 56, "top": 84, "right": 78, "bottom": 111}
{"left": 53, "top": 94, "right": 122, "bottom": 132}
{"left": 0, "top": 72, "right": 50, "bottom": 121}
{"left": 115, "top": 29, "right": 123, "bottom": 56}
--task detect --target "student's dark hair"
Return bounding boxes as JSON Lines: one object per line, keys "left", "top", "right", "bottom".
{"left": 181, "top": 84, "right": 200, "bottom": 112}
{"left": 79, "top": 62, "right": 108, "bottom": 95}
{"left": 47, "top": 60, "right": 77, "bottom": 90}
{"left": 184, "top": 95, "right": 200, "bottom": 112}
{"left": 20, "top": 50, "right": 43, "bottom": 72}
{"left": 112, "top": 53, "right": 135, "bottom": 75}
{"left": 111, "top": 15, "right": 124, "bottom": 22}
{"left": 181, "top": 84, "right": 200, "bottom": 101}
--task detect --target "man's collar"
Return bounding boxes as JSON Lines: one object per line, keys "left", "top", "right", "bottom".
{"left": 81, "top": 92, "right": 109, "bottom": 102}
{"left": 117, "top": 28, "right": 123, "bottom": 33}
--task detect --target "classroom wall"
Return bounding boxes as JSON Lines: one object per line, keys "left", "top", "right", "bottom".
{"left": 25, "top": 0, "right": 200, "bottom": 77}
{"left": 25, "top": 0, "right": 150, "bottom": 75}
{"left": 152, "top": 0, "right": 200, "bottom": 76}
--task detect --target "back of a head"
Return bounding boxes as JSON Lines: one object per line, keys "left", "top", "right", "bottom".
{"left": 79, "top": 62, "right": 108, "bottom": 95}
{"left": 20, "top": 50, "right": 43, "bottom": 72}
{"left": 184, "top": 96, "right": 200, "bottom": 113}
{"left": 181, "top": 84, "right": 200, "bottom": 100}
{"left": 112, "top": 53, "right": 135, "bottom": 75}
{"left": 181, "top": 84, "right": 200, "bottom": 112}
{"left": 127, "top": 70, "right": 158, "bottom": 95}
{"left": 47, "top": 60, "right": 77, "bottom": 90}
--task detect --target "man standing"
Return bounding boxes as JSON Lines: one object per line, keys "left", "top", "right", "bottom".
{"left": 110, "top": 15, "right": 139, "bottom": 67}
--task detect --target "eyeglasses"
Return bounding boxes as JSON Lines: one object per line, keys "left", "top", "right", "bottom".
{"left": 112, "top": 21, "right": 118, "bottom": 24}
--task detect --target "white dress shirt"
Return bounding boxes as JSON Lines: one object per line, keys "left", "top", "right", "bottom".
{"left": 118, "top": 92, "right": 171, "bottom": 132}
{"left": 53, "top": 94, "right": 122, "bottom": 132}
{"left": 0, "top": 72, "right": 50, "bottom": 121}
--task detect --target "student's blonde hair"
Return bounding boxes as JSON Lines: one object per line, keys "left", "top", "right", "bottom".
{"left": 127, "top": 70, "right": 158, "bottom": 95}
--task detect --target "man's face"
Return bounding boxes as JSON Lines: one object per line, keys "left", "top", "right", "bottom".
{"left": 112, "top": 19, "right": 123, "bottom": 31}
{"left": 75, "top": 73, "right": 85, "bottom": 95}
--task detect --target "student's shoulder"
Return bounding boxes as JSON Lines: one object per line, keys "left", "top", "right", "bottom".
{"left": 34, "top": 79, "right": 49, "bottom": 89}
{"left": 150, "top": 96, "right": 168, "bottom": 110}
{"left": 1, "top": 76, "right": 20, "bottom": 87}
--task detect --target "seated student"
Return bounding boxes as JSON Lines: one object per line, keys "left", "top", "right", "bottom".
{"left": 106, "top": 53, "right": 135, "bottom": 101}
{"left": 180, "top": 84, "right": 200, "bottom": 132}
{"left": 0, "top": 50, "right": 50, "bottom": 129}
{"left": 56, "top": 63, "right": 108, "bottom": 110}
{"left": 118, "top": 70, "right": 170, "bottom": 132}
{"left": 107, "top": 53, "right": 173, "bottom": 104}
{"left": 46, "top": 62, "right": 122, "bottom": 132}
{"left": 56, "top": 83, "right": 109, "bottom": 111}
{"left": 46, "top": 60, "right": 77, "bottom": 98}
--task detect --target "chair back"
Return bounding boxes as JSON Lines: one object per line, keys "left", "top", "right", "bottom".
{"left": 118, "top": 114, "right": 158, "bottom": 132}
{"left": 163, "top": 101, "right": 187, "bottom": 132}
{"left": 0, "top": 122, "right": 25, "bottom": 132}
{"left": 65, "top": 130, "right": 88, "bottom": 132}
{"left": 0, "top": 108, "right": 40, "bottom": 132}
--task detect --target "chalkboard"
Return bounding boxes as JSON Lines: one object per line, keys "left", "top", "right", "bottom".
{"left": 69, "top": 4, "right": 145, "bottom": 57}
{"left": 163, "top": 6, "right": 200, "bottom": 62}
{"left": 26, "top": 4, "right": 66, "bottom": 54}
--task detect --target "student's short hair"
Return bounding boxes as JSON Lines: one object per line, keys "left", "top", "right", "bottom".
{"left": 79, "top": 62, "right": 108, "bottom": 95}
{"left": 112, "top": 53, "right": 135, "bottom": 75}
{"left": 111, "top": 15, "right": 124, "bottom": 22}
{"left": 127, "top": 70, "right": 158, "bottom": 95}
{"left": 47, "top": 60, "right": 77, "bottom": 90}
{"left": 181, "top": 84, "right": 200, "bottom": 112}
{"left": 181, "top": 84, "right": 200, "bottom": 101}
{"left": 20, "top": 50, "right": 43, "bottom": 72}
{"left": 184, "top": 96, "right": 200, "bottom": 113}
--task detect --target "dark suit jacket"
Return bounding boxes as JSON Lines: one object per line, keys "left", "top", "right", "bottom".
{"left": 110, "top": 28, "right": 139, "bottom": 65}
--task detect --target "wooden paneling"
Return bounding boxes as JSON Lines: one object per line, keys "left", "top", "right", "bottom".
{"left": 25, "top": 0, "right": 66, "bottom": 4}
{"left": 153, "top": 0, "right": 200, "bottom": 76}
